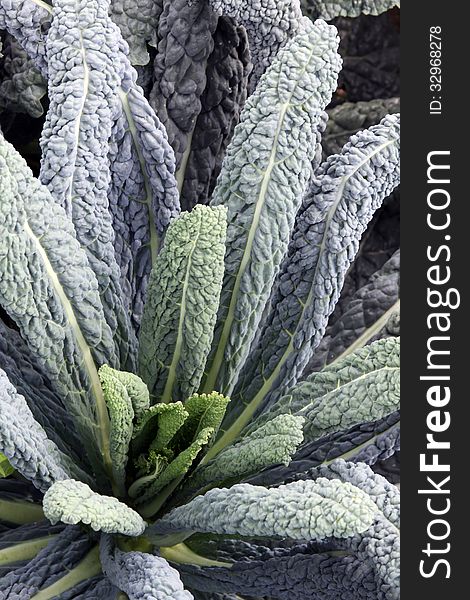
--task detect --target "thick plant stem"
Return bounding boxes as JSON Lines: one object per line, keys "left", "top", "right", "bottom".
{"left": 0, "top": 499, "right": 44, "bottom": 524}
{"left": 160, "top": 542, "right": 231, "bottom": 568}
{"left": 0, "top": 536, "right": 55, "bottom": 566}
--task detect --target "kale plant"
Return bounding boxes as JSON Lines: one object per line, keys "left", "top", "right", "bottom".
{"left": 0, "top": 1, "right": 400, "bottom": 599}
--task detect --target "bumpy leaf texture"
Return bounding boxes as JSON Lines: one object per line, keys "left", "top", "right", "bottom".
{"left": 179, "top": 14, "right": 251, "bottom": 210}
{"left": 0, "top": 0, "right": 49, "bottom": 73}
{"left": 139, "top": 206, "right": 227, "bottom": 403}
{"left": 247, "top": 411, "right": 400, "bottom": 486}
{"left": 43, "top": 479, "right": 146, "bottom": 536}
{"left": 180, "top": 545, "right": 378, "bottom": 599}
{"left": 0, "top": 0, "right": 181, "bottom": 334}
{"left": 334, "top": 11, "right": 400, "bottom": 102}
{"left": 245, "top": 337, "right": 399, "bottom": 444}
{"left": 0, "top": 319, "right": 84, "bottom": 462}
{"left": 208, "top": 0, "right": 305, "bottom": 91}
{"left": 0, "top": 521, "right": 64, "bottom": 577}
{"left": 150, "top": 478, "right": 377, "bottom": 541}
{"left": 0, "top": 33, "right": 46, "bottom": 117}
{"left": 109, "top": 0, "right": 163, "bottom": 65}
{"left": 150, "top": 0, "right": 218, "bottom": 176}
{"left": 189, "top": 414, "right": 304, "bottom": 489}
{"left": 100, "top": 534, "right": 194, "bottom": 600}
{"left": 307, "top": 249, "right": 400, "bottom": 372}
{"left": 0, "top": 526, "right": 97, "bottom": 598}
{"left": 39, "top": 0, "right": 136, "bottom": 371}
{"left": 0, "top": 134, "right": 116, "bottom": 482}
{"left": 225, "top": 114, "right": 400, "bottom": 443}
{"left": 323, "top": 98, "right": 400, "bottom": 158}
{"left": 301, "top": 0, "right": 400, "bottom": 20}
{"left": 291, "top": 461, "right": 400, "bottom": 600}
{"left": 98, "top": 365, "right": 135, "bottom": 496}
{"left": 202, "top": 19, "right": 341, "bottom": 399}
{"left": 0, "top": 370, "right": 84, "bottom": 492}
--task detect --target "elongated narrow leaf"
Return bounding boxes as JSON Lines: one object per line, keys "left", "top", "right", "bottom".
{"left": 179, "top": 549, "right": 377, "bottom": 600}
{"left": 247, "top": 412, "right": 400, "bottom": 487}
{"left": 101, "top": 534, "right": 194, "bottom": 600}
{"left": 302, "top": 0, "right": 400, "bottom": 20}
{"left": 224, "top": 114, "right": 400, "bottom": 448}
{"left": 139, "top": 206, "right": 227, "bottom": 402}
{"left": 180, "top": 15, "right": 251, "bottom": 210}
{"left": 98, "top": 365, "right": 135, "bottom": 495}
{"left": 150, "top": 478, "right": 377, "bottom": 541}
{"left": 307, "top": 250, "right": 400, "bottom": 372}
{"left": 208, "top": 1, "right": 305, "bottom": 91}
{"left": 150, "top": 0, "right": 218, "bottom": 176}
{"left": 110, "top": 0, "right": 163, "bottom": 65}
{"left": 0, "top": 134, "right": 115, "bottom": 482}
{"left": 39, "top": 0, "right": 136, "bottom": 371}
{"left": 43, "top": 480, "right": 146, "bottom": 536}
{"left": 0, "top": 320, "right": 84, "bottom": 462}
{"left": 0, "top": 370, "right": 83, "bottom": 492}
{"left": 109, "top": 81, "right": 180, "bottom": 330}
{"left": 203, "top": 19, "right": 341, "bottom": 397}
{"left": 246, "top": 337, "right": 400, "bottom": 443}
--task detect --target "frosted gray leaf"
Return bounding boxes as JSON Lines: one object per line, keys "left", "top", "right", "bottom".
{"left": 202, "top": 19, "right": 341, "bottom": 399}
{"left": 227, "top": 114, "right": 400, "bottom": 443}
{"left": 39, "top": 0, "right": 136, "bottom": 371}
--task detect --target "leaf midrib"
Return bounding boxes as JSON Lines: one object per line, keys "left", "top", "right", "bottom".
{"left": 24, "top": 222, "right": 112, "bottom": 482}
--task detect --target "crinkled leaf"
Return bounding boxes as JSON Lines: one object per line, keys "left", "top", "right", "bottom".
{"left": 203, "top": 20, "right": 341, "bottom": 398}
{"left": 302, "top": 0, "right": 400, "bottom": 20}
{"left": 247, "top": 412, "right": 400, "bottom": 487}
{"left": 0, "top": 133, "right": 114, "bottom": 482}
{"left": 247, "top": 337, "right": 400, "bottom": 444}
{"left": 175, "top": 393, "right": 231, "bottom": 451}
{"left": 208, "top": 1, "right": 305, "bottom": 91}
{"left": 100, "top": 534, "right": 194, "bottom": 599}
{"left": 189, "top": 414, "right": 304, "bottom": 489}
{"left": 39, "top": 0, "right": 136, "bottom": 371}
{"left": 180, "top": 549, "right": 377, "bottom": 600}
{"left": 0, "top": 0, "right": 50, "bottom": 75}
{"left": 136, "top": 428, "right": 214, "bottom": 506}
{"left": 110, "top": 0, "right": 163, "bottom": 65}
{"left": 0, "top": 369, "right": 89, "bottom": 492}
{"left": 308, "top": 250, "right": 400, "bottom": 372}
{"left": 0, "top": 320, "right": 85, "bottom": 463}
{"left": 132, "top": 401, "right": 188, "bottom": 457}
{"left": 151, "top": 478, "right": 377, "bottom": 541}
{"left": 180, "top": 15, "right": 251, "bottom": 211}
{"left": 139, "top": 206, "right": 227, "bottom": 403}
{"left": 150, "top": 0, "right": 218, "bottom": 175}
{"left": 0, "top": 33, "right": 46, "bottom": 118}
{"left": 0, "top": 526, "right": 97, "bottom": 597}
{"left": 43, "top": 479, "right": 146, "bottom": 536}
{"left": 103, "top": 367, "right": 150, "bottom": 420}
{"left": 224, "top": 114, "right": 400, "bottom": 451}
{"left": 323, "top": 98, "right": 400, "bottom": 158}
{"left": 98, "top": 365, "right": 135, "bottom": 496}
{"left": 109, "top": 82, "right": 180, "bottom": 331}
